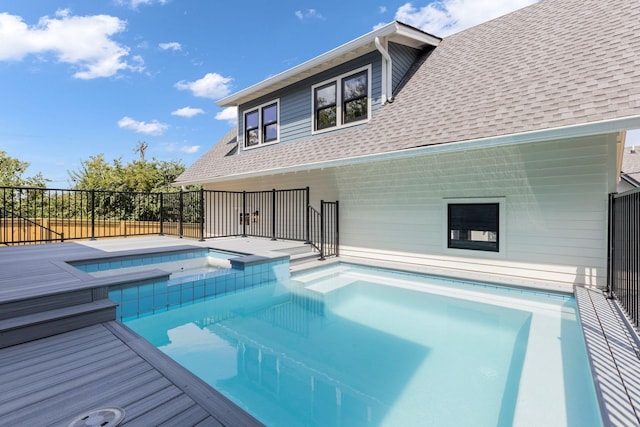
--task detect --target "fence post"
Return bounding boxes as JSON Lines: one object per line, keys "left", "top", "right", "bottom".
{"left": 607, "top": 193, "right": 614, "bottom": 296}
{"left": 271, "top": 189, "right": 277, "bottom": 240}
{"left": 159, "top": 192, "right": 164, "bottom": 236}
{"left": 305, "top": 187, "right": 310, "bottom": 244}
{"left": 179, "top": 190, "right": 184, "bottom": 239}
{"left": 90, "top": 190, "right": 96, "bottom": 240}
{"left": 319, "top": 200, "right": 325, "bottom": 260}
{"left": 242, "top": 191, "right": 247, "bottom": 237}
{"left": 335, "top": 200, "right": 340, "bottom": 257}
{"left": 199, "top": 188, "right": 205, "bottom": 242}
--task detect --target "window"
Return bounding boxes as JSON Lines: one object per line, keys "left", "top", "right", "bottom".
{"left": 314, "top": 82, "right": 337, "bottom": 130}
{"left": 448, "top": 203, "right": 499, "bottom": 252}
{"left": 243, "top": 100, "right": 279, "bottom": 149}
{"left": 312, "top": 66, "right": 370, "bottom": 133}
{"left": 342, "top": 71, "right": 368, "bottom": 124}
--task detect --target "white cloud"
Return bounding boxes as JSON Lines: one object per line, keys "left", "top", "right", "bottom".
{"left": 373, "top": 22, "right": 388, "bottom": 30}
{"left": 395, "top": 0, "right": 539, "bottom": 37}
{"left": 117, "top": 116, "right": 168, "bottom": 136}
{"left": 180, "top": 145, "right": 200, "bottom": 154}
{"left": 0, "top": 10, "right": 139, "bottom": 79}
{"left": 379, "top": 6, "right": 388, "bottom": 13}
{"left": 116, "top": 0, "right": 169, "bottom": 9}
{"left": 171, "top": 107, "right": 204, "bottom": 118}
{"left": 159, "top": 42, "right": 181, "bottom": 51}
{"left": 175, "top": 73, "right": 233, "bottom": 100}
{"left": 214, "top": 107, "right": 238, "bottom": 126}
{"left": 295, "top": 9, "right": 324, "bottom": 20}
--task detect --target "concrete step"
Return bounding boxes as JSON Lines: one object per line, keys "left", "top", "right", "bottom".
{"left": 290, "top": 251, "right": 321, "bottom": 266}
{"left": 276, "top": 243, "right": 316, "bottom": 256}
{"left": 0, "top": 299, "right": 117, "bottom": 349}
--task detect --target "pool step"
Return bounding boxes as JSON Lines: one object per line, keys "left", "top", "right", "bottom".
{"left": 0, "top": 299, "right": 116, "bottom": 349}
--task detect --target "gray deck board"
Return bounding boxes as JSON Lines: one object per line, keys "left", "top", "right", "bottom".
{"left": 0, "top": 321, "right": 263, "bottom": 426}
{"left": 159, "top": 404, "right": 213, "bottom": 426}
{"left": 0, "top": 236, "right": 299, "bottom": 426}
{"left": 575, "top": 286, "right": 640, "bottom": 426}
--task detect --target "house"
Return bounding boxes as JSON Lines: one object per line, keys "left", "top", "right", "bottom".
{"left": 176, "top": 0, "right": 640, "bottom": 290}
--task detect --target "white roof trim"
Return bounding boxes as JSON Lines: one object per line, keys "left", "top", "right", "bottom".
{"left": 217, "top": 22, "right": 440, "bottom": 107}
{"left": 177, "top": 115, "right": 640, "bottom": 186}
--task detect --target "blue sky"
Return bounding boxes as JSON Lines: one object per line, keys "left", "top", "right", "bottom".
{"left": 1, "top": 0, "right": 636, "bottom": 186}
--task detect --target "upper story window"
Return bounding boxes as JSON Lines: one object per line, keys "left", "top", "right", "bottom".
{"left": 312, "top": 66, "right": 370, "bottom": 134}
{"left": 243, "top": 100, "right": 279, "bottom": 149}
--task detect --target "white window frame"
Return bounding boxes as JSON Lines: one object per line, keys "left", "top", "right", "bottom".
{"left": 311, "top": 65, "right": 372, "bottom": 135}
{"left": 442, "top": 197, "right": 506, "bottom": 258}
{"left": 242, "top": 99, "right": 280, "bottom": 150}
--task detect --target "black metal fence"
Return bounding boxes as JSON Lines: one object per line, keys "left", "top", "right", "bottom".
{"left": 609, "top": 188, "right": 640, "bottom": 328}
{"left": 308, "top": 201, "right": 339, "bottom": 259}
{"left": 0, "top": 186, "right": 339, "bottom": 259}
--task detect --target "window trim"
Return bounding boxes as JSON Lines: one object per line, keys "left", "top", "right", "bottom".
{"left": 311, "top": 65, "right": 371, "bottom": 135}
{"left": 442, "top": 197, "right": 506, "bottom": 257}
{"left": 242, "top": 99, "right": 280, "bottom": 150}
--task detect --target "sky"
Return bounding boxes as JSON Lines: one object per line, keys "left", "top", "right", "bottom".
{"left": 1, "top": 0, "right": 637, "bottom": 186}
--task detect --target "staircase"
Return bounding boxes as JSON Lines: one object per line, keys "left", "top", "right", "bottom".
{"left": 276, "top": 243, "right": 340, "bottom": 273}
{"left": 0, "top": 289, "right": 116, "bottom": 349}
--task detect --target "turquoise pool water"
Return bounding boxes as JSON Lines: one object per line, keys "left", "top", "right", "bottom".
{"left": 124, "top": 264, "right": 602, "bottom": 427}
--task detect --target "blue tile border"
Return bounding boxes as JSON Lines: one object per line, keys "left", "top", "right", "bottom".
{"left": 110, "top": 256, "right": 289, "bottom": 321}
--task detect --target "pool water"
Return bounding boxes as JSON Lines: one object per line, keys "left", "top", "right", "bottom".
{"left": 124, "top": 264, "right": 602, "bottom": 427}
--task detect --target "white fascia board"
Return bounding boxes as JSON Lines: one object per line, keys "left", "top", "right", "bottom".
{"left": 183, "top": 115, "right": 640, "bottom": 186}
{"left": 217, "top": 22, "right": 440, "bottom": 108}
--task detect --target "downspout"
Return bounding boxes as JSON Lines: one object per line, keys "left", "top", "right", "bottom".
{"left": 375, "top": 36, "right": 394, "bottom": 103}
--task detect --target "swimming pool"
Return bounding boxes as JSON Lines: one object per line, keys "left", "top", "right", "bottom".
{"left": 124, "top": 263, "right": 602, "bottom": 426}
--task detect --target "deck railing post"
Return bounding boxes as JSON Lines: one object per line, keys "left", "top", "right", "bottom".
{"left": 607, "top": 193, "right": 614, "bottom": 296}
{"left": 198, "top": 188, "right": 205, "bottom": 241}
{"left": 242, "top": 191, "right": 247, "bottom": 237}
{"left": 271, "top": 189, "right": 277, "bottom": 240}
{"left": 319, "top": 200, "right": 325, "bottom": 260}
{"left": 305, "top": 186, "right": 310, "bottom": 244}
{"left": 90, "top": 189, "right": 96, "bottom": 240}
{"left": 335, "top": 200, "right": 340, "bottom": 257}
{"left": 159, "top": 192, "right": 164, "bottom": 236}
{"left": 178, "top": 190, "right": 184, "bottom": 239}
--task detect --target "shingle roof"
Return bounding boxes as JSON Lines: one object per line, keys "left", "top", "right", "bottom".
{"left": 177, "top": 0, "right": 640, "bottom": 184}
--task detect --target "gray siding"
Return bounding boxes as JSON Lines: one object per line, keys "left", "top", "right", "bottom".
{"left": 389, "top": 42, "right": 422, "bottom": 92}
{"left": 238, "top": 51, "right": 382, "bottom": 148}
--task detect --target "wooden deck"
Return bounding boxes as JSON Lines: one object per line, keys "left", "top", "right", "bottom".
{"left": 0, "top": 236, "right": 311, "bottom": 426}
{"left": 0, "top": 321, "right": 261, "bottom": 426}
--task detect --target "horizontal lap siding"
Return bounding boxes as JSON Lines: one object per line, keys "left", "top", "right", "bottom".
{"left": 333, "top": 135, "right": 614, "bottom": 288}
{"left": 206, "top": 135, "right": 614, "bottom": 288}
{"left": 389, "top": 42, "right": 421, "bottom": 92}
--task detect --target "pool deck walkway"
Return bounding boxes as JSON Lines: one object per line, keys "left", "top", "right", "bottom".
{"left": 1, "top": 236, "right": 640, "bottom": 426}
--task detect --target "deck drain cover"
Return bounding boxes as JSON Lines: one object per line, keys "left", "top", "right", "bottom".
{"left": 66, "top": 407, "right": 125, "bottom": 427}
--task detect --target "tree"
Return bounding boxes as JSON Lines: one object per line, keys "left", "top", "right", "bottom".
{"left": 0, "top": 150, "right": 47, "bottom": 187}
{"left": 68, "top": 149, "right": 187, "bottom": 193}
